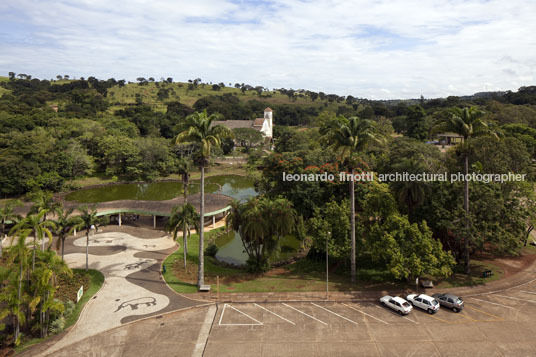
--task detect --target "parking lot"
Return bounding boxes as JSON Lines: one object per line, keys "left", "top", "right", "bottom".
{"left": 203, "top": 285, "right": 536, "bottom": 356}
{"left": 41, "top": 279, "right": 536, "bottom": 356}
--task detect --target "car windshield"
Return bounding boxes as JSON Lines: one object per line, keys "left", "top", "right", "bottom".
{"left": 432, "top": 300, "right": 438, "bottom": 306}
{"left": 402, "top": 302, "right": 411, "bottom": 308}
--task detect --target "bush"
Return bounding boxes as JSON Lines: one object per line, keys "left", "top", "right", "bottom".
{"left": 205, "top": 244, "right": 219, "bottom": 257}
{"left": 63, "top": 300, "right": 75, "bottom": 317}
{"left": 49, "top": 316, "right": 65, "bottom": 335}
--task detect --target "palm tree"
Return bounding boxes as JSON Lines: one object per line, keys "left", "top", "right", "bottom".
{"left": 166, "top": 203, "right": 200, "bottom": 270}
{"left": 10, "top": 210, "right": 55, "bottom": 271}
{"left": 175, "top": 110, "right": 233, "bottom": 287}
{"left": 52, "top": 207, "right": 82, "bottom": 261}
{"left": 29, "top": 191, "right": 59, "bottom": 226}
{"left": 78, "top": 205, "right": 106, "bottom": 272}
{"left": 390, "top": 158, "right": 430, "bottom": 218}
{"left": 176, "top": 158, "right": 193, "bottom": 254}
{"left": 2, "top": 231, "right": 31, "bottom": 344}
{"left": 177, "top": 158, "right": 192, "bottom": 196}
{"left": 34, "top": 249, "right": 71, "bottom": 337}
{"left": 323, "top": 116, "right": 383, "bottom": 282}
{"left": 0, "top": 199, "right": 22, "bottom": 258}
{"left": 440, "top": 106, "right": 497, "bottom": 274}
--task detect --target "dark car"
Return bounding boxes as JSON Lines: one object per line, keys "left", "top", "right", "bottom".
{"left": 432, "top": 293, "right": 464, "bottom": 312}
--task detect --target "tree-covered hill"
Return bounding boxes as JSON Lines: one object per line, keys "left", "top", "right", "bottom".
{"left": 1, "top": 73, "right": 536, "bottom": 197}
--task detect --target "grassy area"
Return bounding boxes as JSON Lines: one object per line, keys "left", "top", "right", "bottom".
{"left": 434, "top": 260, "right": 504, "bottom": 288}
{"left": 107, "top": 81, "right": 335, "bottom": 109}
{"left": 164, "top": 228, "right": 514, "bottom": 293}
{"left": 0, "top": 76, "right": 10, "bottom": 96}
{"left": 14, "top": 269, "right": 104, "bottom": 353}
{"left": 63, "top": 269, "right": 105, "bottom": 328}
{"left": 0, "top": 76, "right": 356, "bottom": 114}
{"left": 162, "top": 228, "right": 406, "bottom": 293}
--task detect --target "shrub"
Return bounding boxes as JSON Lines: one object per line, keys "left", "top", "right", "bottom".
{"left": 49, "top": 316, "right": 65, "bottom": 335}
{"left": 205, "top": 244, "right": 219, "bottom": 257}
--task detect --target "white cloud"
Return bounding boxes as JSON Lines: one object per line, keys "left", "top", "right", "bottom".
{"left": 1, "top": 0, "right": 535, "bottom": 99}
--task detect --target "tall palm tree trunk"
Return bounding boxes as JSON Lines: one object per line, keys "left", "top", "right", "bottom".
{"left": 15, "top": 261, "right": 23, "bottom": 343}
{"left": 85, "top": 231, "right": 89, "bottom": 272}
{"left": 464, "top": 155, "right": 470, "bottom": 274}
{"left": 350, "top": 168, "right": 356, "bottom": 283}
{"left": 33, "top": 232, "right": 37, "bottom": 271}
{"left": 61, "top": 237, "right": 65, "bottom": 261}
{"left": 0, "top": 219, "right": 4, "bottom": 258}
{"left": 198, "top": 166, "right": 205, "bottom": 287}
{"left": 183, "top": 179, "right": 188, "bottom": 269}
{"left": 183, "top": 222, "right": 188, "bottom": 270}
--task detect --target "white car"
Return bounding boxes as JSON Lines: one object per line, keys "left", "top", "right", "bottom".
{"left": 379, "top": 295, "right": 413, "bottom": 315}
{"left": 406, "top": 294, "right": 440, "bottom": 314}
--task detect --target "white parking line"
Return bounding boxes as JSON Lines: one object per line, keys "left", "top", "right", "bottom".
{"left": 372, "top": 304, "right": 419, "bottom": 324}
{"left": 468, "top": 297, "right": 515, "bottom": 310}
{"left": 254, "top": 303, "right": 295, "bottom": 325}
{"left": 341, "top": 303, "right": 389, "bottom": 324}
{"left": 494, "top": 294, "right": 536, "bottom": 304}
{"left": 218, "top": 304, "right": 263, "bottom": 326}
{"left": 282, "top": 303, "right": 328, "bottom": 326}
{"left": 519, "top": 290, "right": 536, "bottom": 296}
{"left": 310, "top": 303, "right": 359, "bottom": 325}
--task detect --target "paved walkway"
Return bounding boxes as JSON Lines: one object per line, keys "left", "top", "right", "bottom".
{"left": 28, "top": 227, "right": 206, "bottom": 357}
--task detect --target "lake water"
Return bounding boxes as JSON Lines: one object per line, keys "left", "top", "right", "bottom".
{"left": 65, "top": 175, "right": 255, "bottom": 203}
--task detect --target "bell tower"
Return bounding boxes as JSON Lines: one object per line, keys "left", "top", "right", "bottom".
{"left": 264, "top": 107, "right": 273, "bottom": 138}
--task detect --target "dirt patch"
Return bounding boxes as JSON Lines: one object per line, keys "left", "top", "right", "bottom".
{"left": 55, "top": 271, "right": 91, "bottom": 302}
{"left": 482, "top": 253, "right": 536, "bottom": 278}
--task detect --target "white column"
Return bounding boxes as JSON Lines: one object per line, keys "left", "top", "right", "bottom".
{"left": 118, "top": 213, "right": 122, "bottom": 226}
{"left": 73, "top": 228, "right": 77, "bottom": 236}
{"left": 153, "top": 215, "right": 157, "bottom": 229}
{"left": 212, "top": 215, "right": 216, "bottom": 228}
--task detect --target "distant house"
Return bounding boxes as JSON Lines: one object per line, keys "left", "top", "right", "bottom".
{"left": 49, "top": 104, "right": 59, "bottom": 112}
{"left": 437, "top": 133, "right": 463, "bottom": 146}
{"left": 212, "top": 107, "right": 273, "bottom": 146}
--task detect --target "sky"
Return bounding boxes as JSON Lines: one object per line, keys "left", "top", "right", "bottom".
{"left": 0, "top": 0, "right": 535, "bottom": 99}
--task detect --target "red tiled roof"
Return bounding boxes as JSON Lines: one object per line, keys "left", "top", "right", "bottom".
{"left": 253, "top": 118, "right": 264, "bottom": 126}
{"left": 212, "top": 120, "right": 253, "bottom": 129}
{"left": 264, "top": 107, "right": 272, "bottom": 112}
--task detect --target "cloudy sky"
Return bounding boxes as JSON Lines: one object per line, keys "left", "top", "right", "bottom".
{"left": 1, "top": 0, "right": 535, "bottom": 99}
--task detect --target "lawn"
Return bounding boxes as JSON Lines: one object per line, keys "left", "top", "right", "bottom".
{"left": 162, "top": 229, "right": 407, "bottom": 294}
{"left": 163, "top": 226, "right": 514, "bottom": 294}
{"left": 434, "top": 260, "right": 504, "bottom": 288}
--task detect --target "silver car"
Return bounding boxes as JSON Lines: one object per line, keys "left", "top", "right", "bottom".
{"left": 432, "top": 293, "right": 464, "bottom": 312}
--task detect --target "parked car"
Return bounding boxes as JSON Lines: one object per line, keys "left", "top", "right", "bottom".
{"left": 432, "top": 293, "right": 464, "bottom": 312}
{"left": 406, "top": 294, "right": 440, "bottom": 314}
{"left": 380, "top": 295, "right": 413, "bottom": 315}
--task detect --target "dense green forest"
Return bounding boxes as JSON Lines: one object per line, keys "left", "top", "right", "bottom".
{"left": 1, "top": 74, "right": 535, "bottom": 196}
{"left": 1, "top": 73, "right": 536, "bottom": 278}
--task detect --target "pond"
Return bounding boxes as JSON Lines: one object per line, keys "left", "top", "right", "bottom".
{"left": 64, "top": 175, "right": 255, "bottom": 203}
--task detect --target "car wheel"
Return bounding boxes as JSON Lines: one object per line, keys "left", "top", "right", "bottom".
{"left": 452, "top": 307, "right": 458, "bottom": 313}
{"left": 381, "top": 302, "right": 386, "bottom": 307}
{"left": 397, "top": 310, "right": 403, "bottom": 315}
{"left": 427, "top": 309, "right": 433, "bottom": 314}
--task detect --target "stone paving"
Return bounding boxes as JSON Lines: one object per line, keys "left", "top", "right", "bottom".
{"left": 29, "top": 228, "right": 205, "bottom": 357}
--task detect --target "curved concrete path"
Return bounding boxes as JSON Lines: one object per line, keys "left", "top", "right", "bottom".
{"left": 32, "top": 227, "right": 206, "bottom": 357}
